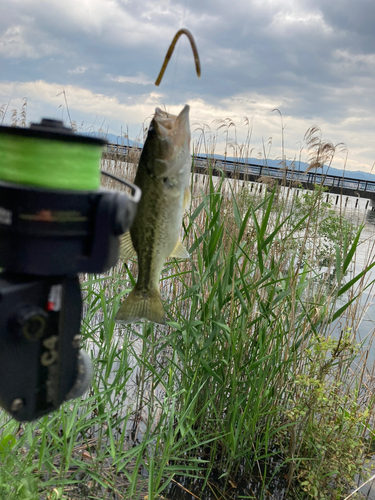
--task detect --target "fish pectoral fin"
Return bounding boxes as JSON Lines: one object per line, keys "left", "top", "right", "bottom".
{"left": 119, "top": 232, "right": 137, "bottom": 260}
{"left": 169, "top": 240, "right": 189, "bottom": 259}
{"left": 183, "top": 187, "right": 191, "bottom": 211}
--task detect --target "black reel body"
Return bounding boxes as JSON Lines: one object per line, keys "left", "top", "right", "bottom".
{"left": 0, "top": 119, "right": 141, "bottom": 421}
{"left": 0, "top": 274, "right": 86, "bottom": 421}
{"left": 0, "top": 180, "right": 136, "bottom": 275}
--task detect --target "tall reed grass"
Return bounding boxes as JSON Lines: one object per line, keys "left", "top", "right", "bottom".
{"left": 0, "top": 121, "right": 374, "bottom": 500}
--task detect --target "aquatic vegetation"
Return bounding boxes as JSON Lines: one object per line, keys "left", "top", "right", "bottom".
{"left": 0, "top": 126, "right": 374, "bottom": 500}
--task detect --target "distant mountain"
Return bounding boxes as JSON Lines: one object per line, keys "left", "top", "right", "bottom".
{"left": 104, "top": 133, "right": 143, "bottom": 148}
{"left": 83, "top": 131, "right": 142, "bottom": 148}
{"left": 248, "top": 158, "right": 375, "bottom": 182}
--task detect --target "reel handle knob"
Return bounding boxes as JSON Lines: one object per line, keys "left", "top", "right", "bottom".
{"left": 9, "top": 304, "right": 48, "bottom": 341}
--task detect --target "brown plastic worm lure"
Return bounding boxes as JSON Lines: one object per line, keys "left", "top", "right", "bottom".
{"left": 155, "top": 28, "right": 201, "bottom": 86}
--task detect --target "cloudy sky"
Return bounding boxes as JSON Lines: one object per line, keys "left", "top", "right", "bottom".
{"left": 1, "top": 0, "right": 375, "bottom": 172}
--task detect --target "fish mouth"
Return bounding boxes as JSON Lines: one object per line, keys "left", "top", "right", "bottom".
{"left": 154, "top": 104, "right": 189, "bottom": 120}
{"left": 153, "top": 105, "right": 190, "bottom": 134}
{"left": 150, "top": 105, "right": 190, "bottom": 159}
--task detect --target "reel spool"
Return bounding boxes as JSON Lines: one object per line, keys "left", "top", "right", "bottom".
{"left": 0, "top": 119, "right": 140, "bottom": 421}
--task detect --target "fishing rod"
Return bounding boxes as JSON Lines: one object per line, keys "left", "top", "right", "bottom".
{"left": 0, "top": 118, "right": 141, "bottom": 422}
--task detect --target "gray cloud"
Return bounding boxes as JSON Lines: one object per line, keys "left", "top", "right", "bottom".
{"left": 1, "top": 0, "right": 375, "bottom": 169}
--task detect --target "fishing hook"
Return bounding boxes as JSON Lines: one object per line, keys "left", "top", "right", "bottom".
{"left": 155, "top": 28, "right": 201, "bottom": 86}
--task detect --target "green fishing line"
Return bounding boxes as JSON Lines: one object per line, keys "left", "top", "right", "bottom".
{"left": 0, "top": 123, "right": 106, "bottom": 191}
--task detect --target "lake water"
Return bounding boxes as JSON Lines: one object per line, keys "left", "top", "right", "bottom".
{"left": 333, "top": 193, "right": 375, "bottom": 367}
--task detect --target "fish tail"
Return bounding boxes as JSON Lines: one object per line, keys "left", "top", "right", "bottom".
{"left": 115, "top": 289, "right": 166, "bottom": 325}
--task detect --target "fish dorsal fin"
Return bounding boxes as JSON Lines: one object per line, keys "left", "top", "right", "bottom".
{"left": 169, "top": 239, "right": 189, "bottom": 259}
{"left": 183, "top": 187, "right": 191, "bottom": 211}
{"left": 119, "top": 232, "right": 137, "bottom": 260}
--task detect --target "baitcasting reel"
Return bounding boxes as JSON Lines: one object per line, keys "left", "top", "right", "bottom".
{"left": 0, "top": 119, "right": 140, "bottom": 421}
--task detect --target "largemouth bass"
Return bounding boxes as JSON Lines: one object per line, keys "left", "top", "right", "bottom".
{"left": 115, "top": 105, "right": 191, "bottom": 325}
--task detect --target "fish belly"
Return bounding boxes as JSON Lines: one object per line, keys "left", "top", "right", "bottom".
{"left": 116, "top": 177, "right": 184, "bottom": 324}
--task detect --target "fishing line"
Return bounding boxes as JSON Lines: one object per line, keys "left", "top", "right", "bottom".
{"left": 168, "top": 0, "right": 189, "bottom": 110}
{"left": 0, "top": 120, "right": 105, "bottom": 191}
{"left": 167, "top": 47, "right": 181, "bottom": 112}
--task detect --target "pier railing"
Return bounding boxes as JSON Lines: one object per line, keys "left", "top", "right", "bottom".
{"left": 105, "top": 144, "right": 375, "bottom": 198}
